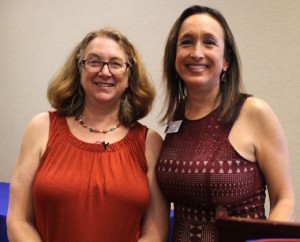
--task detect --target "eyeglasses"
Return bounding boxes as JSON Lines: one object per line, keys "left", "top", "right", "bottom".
{"left": 82, "top": 59, "right": 130, "bottom": 75}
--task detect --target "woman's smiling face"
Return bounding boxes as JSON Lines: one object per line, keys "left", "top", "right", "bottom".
{"left": 80, "top": 36, "right": 129, "bottom": 105}
{"left": 175, "top": 13, "right": 229, "bottom": 90}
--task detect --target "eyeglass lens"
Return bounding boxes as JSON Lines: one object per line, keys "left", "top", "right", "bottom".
{"left": 84, "top": 59, "right": 128, "bottom": 75}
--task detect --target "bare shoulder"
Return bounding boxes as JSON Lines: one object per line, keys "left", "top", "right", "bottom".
{"left": 241, "top": 96, "right": 277, "bottom": 125}
{"left": 22, "top": 112, "right": 50, "bottom": 155}
{"left": 242, "top": 96, "right": 273, "bottom": 115}
{"left": 10, "top": 112, "right": 50, "bottom": 184}
{"left": 146, "top": 128, "right": 163, "bottom": 151}
{"left": 146, "top": 128, "right": 163, "bottom": 144}
{"left": 241, "top": 96, "right": 285, "bottom": 143}
{"left": 145, "top": 128, "right": 163, "bottom": 168}
{"left": 27, "top": 112, "right": 50, "bottom": 130}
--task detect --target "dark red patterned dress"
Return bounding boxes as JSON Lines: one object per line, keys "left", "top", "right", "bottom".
{"left": 156, "top": 103, "right": 266, "bottom": 242}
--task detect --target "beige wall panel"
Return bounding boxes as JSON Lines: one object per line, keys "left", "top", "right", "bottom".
{"left": 1, "top": 0, "right": 299, "bottom": 220}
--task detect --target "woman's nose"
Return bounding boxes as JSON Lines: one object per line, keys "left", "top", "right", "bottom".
{"left": 98, "top": 63, "right": 111, "bottom": 75}
{"left": 190, "top": 44, "right": 204, "bottom": 60}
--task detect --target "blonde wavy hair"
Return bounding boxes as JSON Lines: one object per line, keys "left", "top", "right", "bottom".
{"left": 47, "top": 27, "right": 155, "bottom": 127}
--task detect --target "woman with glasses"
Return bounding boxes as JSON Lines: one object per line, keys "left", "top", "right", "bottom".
{"left": 156, "top": 5, "right": 296, "bottom": 242}
{"left": 7, "top": 27, "right": 169, "bottom": 242}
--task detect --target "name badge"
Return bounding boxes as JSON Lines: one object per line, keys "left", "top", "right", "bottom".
{"left": 164, "top": 120, "right": 182, "bottom": 134}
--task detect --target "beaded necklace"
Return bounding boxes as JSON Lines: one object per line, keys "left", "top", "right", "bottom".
{"left": 76, "top": 117, "right": 121, "bottom": 134}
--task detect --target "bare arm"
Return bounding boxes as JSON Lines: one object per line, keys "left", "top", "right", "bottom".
{"left": 248, "top": 98, "right": 296, "bottom": 221}
{"left": 138, "top": 129, "right": 169, "bottom": 242}
{"left": 7, "top": 112, "right": 49, "bottom": 242}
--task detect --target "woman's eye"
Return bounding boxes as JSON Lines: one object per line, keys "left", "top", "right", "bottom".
{"left": 88, "top": 60, "right": 101, "bottom": 66}
{"left": 179, "top": 39, "right": 193, "bottom": 46}
{"left": 110, "top": 61, "right": 123, "bottom": 68}
{"left": 204, "top": 39, "right": 217, "bottom": 46}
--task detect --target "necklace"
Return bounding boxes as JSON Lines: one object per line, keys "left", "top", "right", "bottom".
{"left": 76, "top": 117, "right": 121, "bottom": 134}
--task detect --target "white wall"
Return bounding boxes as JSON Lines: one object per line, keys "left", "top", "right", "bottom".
{"left": 1, "top": 0, "right": 299, "bottom": 220}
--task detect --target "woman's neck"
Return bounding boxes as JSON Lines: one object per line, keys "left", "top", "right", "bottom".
{"left": 185, "top": 88, "right": 220, "bottom": 120}
{"left": 81, "top": 105, "right": 120, "bottom": 127}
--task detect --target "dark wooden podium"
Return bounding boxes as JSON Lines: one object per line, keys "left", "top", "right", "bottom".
{"left": 215, "top": 207, "right": 300, "bottom": 242}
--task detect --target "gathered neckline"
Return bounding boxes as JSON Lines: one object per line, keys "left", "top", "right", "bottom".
{"left": 56, "top": 114, "right": 141, "bottom": 152}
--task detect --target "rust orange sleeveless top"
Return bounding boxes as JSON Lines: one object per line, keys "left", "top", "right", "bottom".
{"left": 33, "top": 111, "right": 149, "bottom": 242}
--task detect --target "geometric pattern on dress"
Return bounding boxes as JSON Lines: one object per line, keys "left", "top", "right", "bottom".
{"left": 157, "top": 157, "right": 266, "bottom": 220}
{"left": 157, "top": 159, "right": 255, "bottom": 174}
{"left": 156, "top": 106, "right": 267, "bottom": 242}
{"left": 189, "top": 224, "right": 202, "bottom": 242}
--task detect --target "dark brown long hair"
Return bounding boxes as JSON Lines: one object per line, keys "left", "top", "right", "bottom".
{"left": 161, "top": 5, "right": 247, "bottom": 125}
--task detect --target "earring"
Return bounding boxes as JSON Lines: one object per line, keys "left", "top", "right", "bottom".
{"left": 70, "top": 84, "right": 84, "bottom": 115}
{"left": 121, "top": 88, "right": 129, "bottom": 105}
{"left": 221, "top": 70, "right": 226, "bottom": 83}
{"left": 70, "top": 93, "right": 79, "bottom": 115}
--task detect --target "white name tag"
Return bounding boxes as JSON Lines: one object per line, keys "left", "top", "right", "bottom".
{"left": 164, "top": 120, "right": 183, "bottom": 134}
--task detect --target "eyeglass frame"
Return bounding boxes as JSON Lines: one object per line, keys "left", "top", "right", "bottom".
{"left": 81, "top": 59, "right": 130, "bottom": 75}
